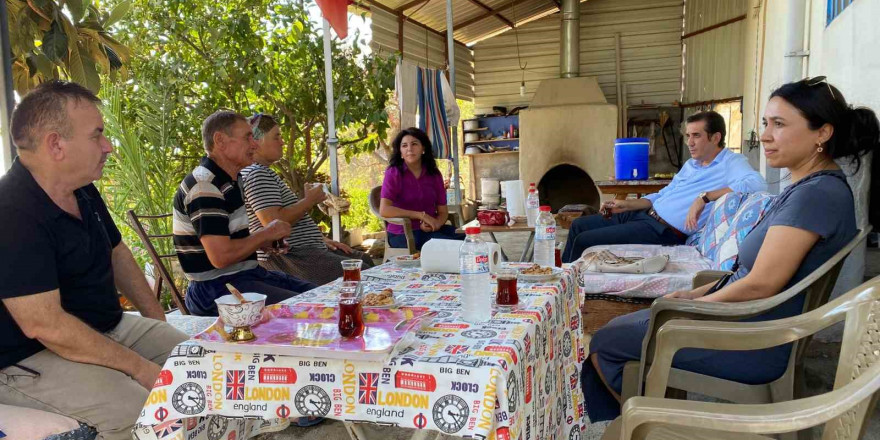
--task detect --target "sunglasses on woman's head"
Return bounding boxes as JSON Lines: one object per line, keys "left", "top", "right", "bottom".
{"left": 803, "top": 76, "right": 836, "bottom": 101}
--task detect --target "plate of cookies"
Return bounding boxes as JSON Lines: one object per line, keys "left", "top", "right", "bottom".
{"left": 362, "top": 288, "right": 399, "bottom": 308}
{"left": 392, "top": 253, "right": 421, "bottom": 268}
{"left": 516, "top": 264, "right": 564, "bottom": 283}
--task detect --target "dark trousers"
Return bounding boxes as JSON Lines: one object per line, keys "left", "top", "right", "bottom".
{"left": 387, "top": 224, "right": 465, "bottom": 251}
{"left": 561, "top": 210, "right": 686, "bottom": 263}
{"left": 185, "top": 266, "right": 318, "bottom": 316}
{"left": 582, "top": 308, "right": 792, "bottom": 422}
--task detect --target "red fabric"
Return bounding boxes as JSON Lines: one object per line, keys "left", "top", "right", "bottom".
{"left": 316, "top": 0, "right": 349, "bottom": 39}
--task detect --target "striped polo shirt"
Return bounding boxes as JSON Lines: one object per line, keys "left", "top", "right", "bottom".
{"left": 173, "top": 157, "right": 258, "bottom": 281}
{"left": 240, "top": 163, "right": 326, "bottom": 261}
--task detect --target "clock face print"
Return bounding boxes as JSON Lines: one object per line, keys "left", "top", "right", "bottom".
{"left": 562, "top": 331, "right": 572, "bottom": 357}
{"left": 432, "top": 394, "right": 468, "bottom": 434}
{"left": 545, "top": 370, "right": 552, "bottom": 395}
{"left": 570, "top": 425, "right": 581, "bottom": 440}
{"left": 506, "top": 372, "right": 518, "bottom": 414}
{"left": 172, "top": 382, "right": 206, "bottom": 415}
{"left": 461, "top": 329, "right": 497, "bottom": 339}
{"left": 207, "top": 415, "right": 228, "bottom": 440}
{"left": 294, "top": 385, "right": 331, "bottom": 417}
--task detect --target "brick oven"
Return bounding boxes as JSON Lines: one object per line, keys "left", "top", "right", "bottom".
{"left": 519, "top": 77, "right": 618, "bottom": 212}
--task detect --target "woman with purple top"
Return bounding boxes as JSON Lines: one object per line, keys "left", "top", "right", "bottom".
{"left": 380, "top": 127, "right": 465, "bottom": 250}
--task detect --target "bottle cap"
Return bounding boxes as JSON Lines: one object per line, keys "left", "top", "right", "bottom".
{"left": 528, "top": 188, "right": 535, "bottom": 193}
{"left": 540, "top": 206, "right": 551, "bottom": 212}
{"left": 465, "top": 226, "right": 481, "bottom": 235}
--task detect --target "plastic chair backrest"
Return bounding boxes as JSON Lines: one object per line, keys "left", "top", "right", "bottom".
{"left": 822, "top": 280, "right": 880, "bottom": 439}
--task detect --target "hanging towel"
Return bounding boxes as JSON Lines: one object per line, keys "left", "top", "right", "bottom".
{"left": 440, "top": 71, "right": 460, "bottom": 127}
{"left": 417, "top": 67, "right": 451, "bottom": 159}
{"left": 395, "top": 60, "right": 418, "bottom": 129}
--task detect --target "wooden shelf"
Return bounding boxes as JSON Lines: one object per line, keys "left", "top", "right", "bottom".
{"left": 463, "top": 128, "right": 488, "bottom": 133}
{"left": 465, "top": 150, "right": 519, "bottom": 157}
{"left": 464, "top": 138, "right": 519, "bottom": 144}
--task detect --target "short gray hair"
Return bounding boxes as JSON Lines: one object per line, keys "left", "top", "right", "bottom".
{"left": 201, "top": 110, "right": 247, "bottom": 152}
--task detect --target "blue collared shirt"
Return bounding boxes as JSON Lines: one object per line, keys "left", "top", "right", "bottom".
{"left": 644, "top": 148, "right": 767, "bottom": 234}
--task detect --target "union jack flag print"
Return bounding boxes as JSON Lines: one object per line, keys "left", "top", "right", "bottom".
{"left": 226, "top": 370, "right": 246, "bottom": 400}
{"left": 154, "top": 419, "right": 183, "bottom": 437}
{"left": 358, "top": 373, "right": 378, "bottom": 405}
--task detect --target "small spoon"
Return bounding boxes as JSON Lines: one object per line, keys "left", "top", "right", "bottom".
{"left": 225, "top": 283, "right": 249, "bottom": 304}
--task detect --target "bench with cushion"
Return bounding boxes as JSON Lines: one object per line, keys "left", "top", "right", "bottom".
{"left": 577, "top": 192, "right": 773, "bottom": 333}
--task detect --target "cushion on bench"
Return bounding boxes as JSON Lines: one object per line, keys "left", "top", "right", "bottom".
{"left": 577, "top": 192, "right": 774, "bottom": 299}
{"left": 578, "top": 244, "right": 712, "bottom": 298}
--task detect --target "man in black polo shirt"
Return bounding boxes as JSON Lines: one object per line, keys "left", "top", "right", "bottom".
{"left": 0, "top": 81, "right": 188, "bottom": 439}
{"left": 173, "top": 111, "right": 316, "bottom": 316}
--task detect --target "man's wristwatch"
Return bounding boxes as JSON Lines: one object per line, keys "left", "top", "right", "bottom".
{"left": 699, "top": 192, "right": 710, "bottom": 204}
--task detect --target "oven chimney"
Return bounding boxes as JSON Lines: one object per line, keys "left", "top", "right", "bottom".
{"left": 560, "top": 0, "right": 580, "bottom": 78}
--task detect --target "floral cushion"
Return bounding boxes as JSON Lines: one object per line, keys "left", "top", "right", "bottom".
{"left": 709, "top": 192, "right": 774, "bottom": 270}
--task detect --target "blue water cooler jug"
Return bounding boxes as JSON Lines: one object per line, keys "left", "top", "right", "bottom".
{"left": 614, "top": 138, "right": 649, "bottom": 180}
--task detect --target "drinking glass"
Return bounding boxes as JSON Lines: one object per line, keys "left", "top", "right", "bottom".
{"left": 496, "top": 267, "right": 519, "bottom": 306}
{"left": 342, "top": 259, "right": 363, "bottom": 282}
{"left": 338, "top": 281, "right": 364, "bottom": 338}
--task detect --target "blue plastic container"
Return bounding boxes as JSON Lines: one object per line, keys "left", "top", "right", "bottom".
{"left": 614, "top": 137, "right": 649, "bottom": 180}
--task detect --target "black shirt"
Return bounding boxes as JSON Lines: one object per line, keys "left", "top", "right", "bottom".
{"left": 0, "top": 159, "right": 123, "bottom": 368}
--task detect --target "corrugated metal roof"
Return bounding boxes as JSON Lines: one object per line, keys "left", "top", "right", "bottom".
{"left": 473, "top": 0, "right": 684, "bottom": 113}
{"left": 364, "top": 0, "right": 566, "bottom": 45}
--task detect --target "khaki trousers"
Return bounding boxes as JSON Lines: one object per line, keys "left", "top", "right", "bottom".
{"left": 0, "top": 314, "right": 188, "bottom": 440}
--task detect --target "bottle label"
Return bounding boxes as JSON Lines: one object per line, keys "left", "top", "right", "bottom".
{"left": 526, "top": 199, "right": 539, "bottom": 208}
{"left": 460, "top": 254, "right": 489, "bottom": 274}
{"left": 536, "top": 226, "right": 556, "bottom": 240}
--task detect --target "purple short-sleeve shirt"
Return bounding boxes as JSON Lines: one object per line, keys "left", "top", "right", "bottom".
{"left": 380, "top": 166, "right": 447, "bottom": 234}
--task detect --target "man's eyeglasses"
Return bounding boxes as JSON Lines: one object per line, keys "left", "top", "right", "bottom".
{"left": 804, "top": 76, "right": 836, "bottom": 101}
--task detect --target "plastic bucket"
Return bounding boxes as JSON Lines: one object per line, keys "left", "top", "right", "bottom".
{"left": 614, "top": 137, "right": 649, "bottom": 180}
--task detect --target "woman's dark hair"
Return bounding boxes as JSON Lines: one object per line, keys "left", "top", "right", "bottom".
{"left": 248, "top": 113, "right": 279, "bottom": 140}
{"left": 770, "top": 78, "right": 880, "bottom": 173}
{"left": 388, "top": 127, "right": 440, "bottom": 175}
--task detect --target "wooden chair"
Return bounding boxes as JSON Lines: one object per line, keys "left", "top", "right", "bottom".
{"left": 621, "top": 227, "right": 871, "bottom": 406}
{"left": 127, "top": 210, "right": 189, "bottom": 314}
{"left": 369, "top": 186, "right": 416, "bottom": 263}
{"left": 602, "top": 275, "right": 880, "bottom": 440}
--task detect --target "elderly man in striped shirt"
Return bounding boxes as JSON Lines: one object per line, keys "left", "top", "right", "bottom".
{"left": 172, "top": 111, "right": 317, "bottom": 316}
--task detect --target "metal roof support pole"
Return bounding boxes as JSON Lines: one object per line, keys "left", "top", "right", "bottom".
{"left": 323, "top": 18, "right": 341, "bottom": 241}
{"left": 0, "top": 0, "right": 15, "bottom": 170}
{"left": 445, "top": 0, "right": 461, "bottom": 206}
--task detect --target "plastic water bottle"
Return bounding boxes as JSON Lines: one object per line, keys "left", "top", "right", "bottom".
{"left": 459, "top": 226, "right": 491, "bottom": 323}
{"left": 534, "top": 206, "right": 556, "bottom": 267}
{"left": 526, "top": 183, "right": 539, "bottom": 227}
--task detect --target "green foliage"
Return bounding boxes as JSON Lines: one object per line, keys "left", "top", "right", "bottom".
{"left": 113, "top": 0, "right": 397, "bottom": 199}
{"left": 341, "top": 186, "right": 383, "bottom": 233}
{"left": 7, "top": 0, "right": 131, "bottom": 93}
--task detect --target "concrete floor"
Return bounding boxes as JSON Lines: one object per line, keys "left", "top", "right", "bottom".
{"left": 264, "top": 232, "right": 880, "bottom": 440}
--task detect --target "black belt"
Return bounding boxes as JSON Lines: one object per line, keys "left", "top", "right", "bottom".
{"left": 646, "top": 208, "right": 686, "bottom": 240}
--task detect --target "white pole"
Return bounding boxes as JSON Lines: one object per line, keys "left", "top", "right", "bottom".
{"left": 445, "top": 0, "right": 461, "bottom": 205}
{"left": 323, "top": 19, "right": 341, "bottom": 241}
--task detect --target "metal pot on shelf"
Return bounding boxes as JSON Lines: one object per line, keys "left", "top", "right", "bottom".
{"left": 464, "top": 132, "right": 480, "bottom": 143}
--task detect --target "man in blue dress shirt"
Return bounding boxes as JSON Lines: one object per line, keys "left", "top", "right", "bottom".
{"left": 562, "top": 111, "right": 767, "bottom": 263}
